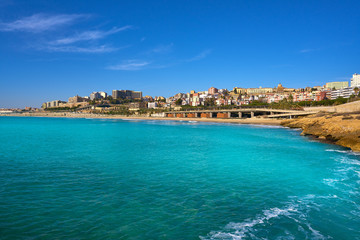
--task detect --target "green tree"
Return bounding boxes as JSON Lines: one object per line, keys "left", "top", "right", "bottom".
{"left": 334, "top": 97, "right": 347, "bottom": 105}
{"left": 288, "top": 94, "right": 294, "bottom": 102}
{"left": 204, "top": 97, "right": 216, "bottom": 106}
{"left": 175, "top": 98, "right": 183, "bottom": 105}
{"left": 354, "top": 87, "right": 359, "bottom": 96}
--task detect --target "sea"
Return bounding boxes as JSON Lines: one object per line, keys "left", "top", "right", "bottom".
{"left": 0, "top": 117, "right": 359, "bottom": 240}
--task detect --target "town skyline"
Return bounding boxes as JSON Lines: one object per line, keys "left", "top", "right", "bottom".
{"left": 26, "top": 73, "right": 359, "bottom": 111}
{"left": 1, "top": 74, "right": 359, "bottom": 109}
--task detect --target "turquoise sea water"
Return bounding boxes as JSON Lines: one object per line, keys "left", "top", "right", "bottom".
{"left": 0, "top": 117, "right": 359, "bottom": 240}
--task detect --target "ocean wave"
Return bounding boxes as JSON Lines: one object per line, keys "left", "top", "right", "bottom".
{"left": 326, "top": 149, "right": 351, "bottom": 154}
{"left": 120, "top": 118, "right": 146, "bottom": 121}
{"left": 337, "top": 156, "right": 360, "bottom": 166}
{"left": 326, "top": 149, "right": 360, "bottom": 156}
{"left": 322, "top": 178, "right": 339, "bottom": 187}
{"left": 200, "top": 196, "right": 330, "bottom": 240}
{"left": 200, "top": 206, "right": 298, "bottom": 239}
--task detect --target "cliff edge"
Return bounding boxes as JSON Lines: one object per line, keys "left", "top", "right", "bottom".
{"left": 281, "top": 112, "right": 360, "bottom": 152}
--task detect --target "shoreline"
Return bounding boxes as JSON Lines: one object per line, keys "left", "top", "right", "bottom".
{"left": 0, "top": 112, "right": 283, "bottom": 125}
{"left": 3, "top": 112, "right": 360, "bottom": 152}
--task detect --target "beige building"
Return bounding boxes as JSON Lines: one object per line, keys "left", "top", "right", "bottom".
{"left": 233, "top": 87, "right": 247, "bottom": 94}
{"left": 247, "top": 87, "right": 273, "bottom": 95}
{"left": 325, "top": 81, "right": 349, "bottom": 90}
{"left": 68, "top": 95, "right": 89, "bottom": 103}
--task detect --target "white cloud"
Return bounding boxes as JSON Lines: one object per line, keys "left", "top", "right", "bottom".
{"left": 299, "top": 48, "right": 318, "bottom": 53}
{"left": 51, "top": 25, "right": 132, "bottom": 45}
{"left": 107, "top": 60, "right": 151, "bottom": 70}
{"left": 44, "top": 45, "right": 117, "bottom": 53}
{"left": 0, "top": 13, "right": 86, "bottom": 32}
{"left": 187, "top": 49, "right": 212, "bottom": 62}
{"left": 148, "top": 43, "right": 173, "bottom": 54}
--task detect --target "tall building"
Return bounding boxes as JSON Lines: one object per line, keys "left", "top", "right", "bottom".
{"left": 112, "top": 90, "right": 142, "bottom": 99}
{"left": 131, "top": 91, "right": 142, "bottom": 99}
{"left": 351, "top": 73, "right": 360, "bottom": 88}
{"left": 325, "top": 81, "right": 349, "bottom": 90}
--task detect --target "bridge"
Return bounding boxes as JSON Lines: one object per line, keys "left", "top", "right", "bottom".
{"left": 164, "top": 108, "right": 316, "bottom": 119}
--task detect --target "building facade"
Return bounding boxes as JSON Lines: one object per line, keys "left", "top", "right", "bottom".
{"left": 208, "top": 87, "right": 218, "bottom": 95}
{"left": 331, "top": 87, "right": 355, "bottom": 99}
{"left": 148, "top": 102, "right": 158, "bottom": 109}
{"left": 68, "top": 95, "right": 89, "bottom": 103}
{"left": 247, "top": 87, "right": 273, "bottom": 95}
{"left": 351, "top": 73, "right": 360, "bottom": 88}
{"left": 112, "top": 90, "right": 143, "bottom": 99}
{"left": 43, "top": 100, "right": 66, "bottom": 108}
{"left": 90, "top": 92, "right": 107, "bottom": 100}
{"left": 325, "top": 81, "right": 349, "bottom": 90}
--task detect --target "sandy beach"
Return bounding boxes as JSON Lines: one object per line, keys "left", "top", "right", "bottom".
{"left": 0, "top": 112, "right": 283, "bottom": 125}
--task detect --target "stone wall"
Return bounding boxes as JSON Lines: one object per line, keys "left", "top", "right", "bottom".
{"left": 304, "top": 100, "right": 360, "bottom": 113}
{"left": 334, "top": 100, "right": 360, "bottom": 113}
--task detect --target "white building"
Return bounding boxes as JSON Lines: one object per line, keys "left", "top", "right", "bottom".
{"left": 90, "top": 92, "right": 101, "bottom": 100}
{"left": 331, "top": 87, "right": 355, "bottom": 99}
{"left": 99, "top": 91, "right": 107, "bottom": 99}
{"left": 351, "top": 73, "right": 360, "bottom": 88}
{"left": 148, "top": 102, "right": 158, "bottom": 109}
{"left": 90, "top": 91, "right": 107, "bottom": 100}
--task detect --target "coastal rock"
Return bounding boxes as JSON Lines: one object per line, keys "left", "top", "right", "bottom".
{"left": 281, "top": 112, "right": 360, "bottom": 152}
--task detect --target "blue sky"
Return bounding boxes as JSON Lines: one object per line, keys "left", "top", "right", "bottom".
{"left": 0, "top": 0, "right": 359, "bottom": 108}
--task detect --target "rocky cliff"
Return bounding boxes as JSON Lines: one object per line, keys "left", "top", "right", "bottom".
{"left": 281, "top": 112, "right": 360, "bottom": 152}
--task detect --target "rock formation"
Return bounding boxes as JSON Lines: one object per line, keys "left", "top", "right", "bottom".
{"left": 281, "top": 112, "right": 360, "bottom": 152}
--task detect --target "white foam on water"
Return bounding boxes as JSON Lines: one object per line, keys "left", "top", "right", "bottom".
{"left": 322, "top": 178, "right": 339, "bottom": 187}
{"left": 337, "top": 156, "right": 360, "bottom": 166}
{"left": 200, "top": 194, "right": 335, "bottom": 240}
{"left": 326, "top": 149, "right": 360, "bottom": 156}
{"left": 326, "top": 149, "right": 351, "bottom": 154}
{"left": 120, "top": 118, "right": 146, "bottom": 121}
{"left": 200, "top": 204, "right": 299, "bottom": 240}
{"left": 305, "top": 223, "right": 328, "bottom": 240}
